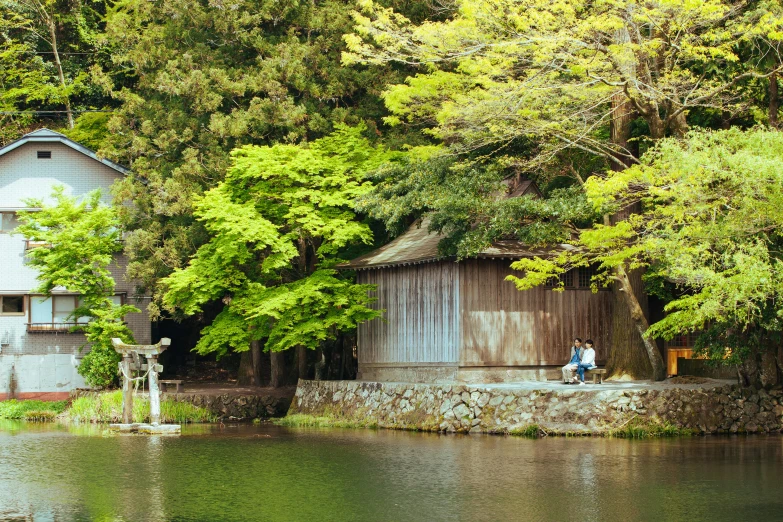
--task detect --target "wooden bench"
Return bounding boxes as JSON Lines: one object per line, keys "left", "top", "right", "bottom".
{"left": 585, "top": 368, "right": 606, "bottom": 384}
{"left": 159, "top": 379, "right": 184, "bottom": 393}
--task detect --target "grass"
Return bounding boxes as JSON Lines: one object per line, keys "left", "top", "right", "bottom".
{"left": 0, "top": 399, "right": 67, "bottom": 420}
{"left": 0, "top": 392, "right": 216, "bottom": 424}
{"left": 508, "top": 424, "right": 543, "bottom": 438}
{"left": 275, "top": 413, "right": 379, "bottom": 429}
{"left": 605, "top": 418, "right": 694, "bottom": 438}
{"left": 67, "top": 391, "right": 217, "bottom": 423}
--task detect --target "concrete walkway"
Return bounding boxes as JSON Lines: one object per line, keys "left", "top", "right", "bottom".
{"left": 364, "top": 378, "right": 735, "bottom": 393}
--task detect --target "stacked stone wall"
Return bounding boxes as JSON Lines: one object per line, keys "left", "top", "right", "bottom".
{"left": 290, "top": 380, "right": 783, "bottom": 435}
{"left": 169, "top": 392, "right": 291, "bottom": 420}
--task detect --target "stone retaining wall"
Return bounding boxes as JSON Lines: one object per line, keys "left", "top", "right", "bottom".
{"left": 168, "top": 392, "right": 291, "bottom": 420}
{"left": 289, "top": 380, "right": 783, "bottom": 434}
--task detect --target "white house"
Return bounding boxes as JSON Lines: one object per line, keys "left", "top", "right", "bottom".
{"left": 0, "top": 129, "right": 151, "bottom": 400}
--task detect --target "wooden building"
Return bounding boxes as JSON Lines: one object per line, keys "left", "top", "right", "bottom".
{"left": 341, "top": 182, "right": 614, "bottom": 383}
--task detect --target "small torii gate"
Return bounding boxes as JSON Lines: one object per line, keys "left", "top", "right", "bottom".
{"left": 109, "top": 337, "right": 180, "bottom": 434}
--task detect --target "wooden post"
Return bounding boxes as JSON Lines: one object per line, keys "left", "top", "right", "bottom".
{"left": 121, "top": 354, "right": 133, "bottom": 424}
{"left": 148, "top": 354, "right": 161, "bottom": 425}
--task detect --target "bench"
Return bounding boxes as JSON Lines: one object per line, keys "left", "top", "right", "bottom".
{"left": 159, "top": 379, "right": 184, "bottom": 393}
{"left": 585, "top": 368, "right": 606, "bottom": 384}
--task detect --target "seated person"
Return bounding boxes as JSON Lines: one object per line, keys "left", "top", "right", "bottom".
{"left": 561, "top": 337, "right": 583, "bottom": 384}
{"left": 576, "top": 339, "right": 597, "bottom": 385}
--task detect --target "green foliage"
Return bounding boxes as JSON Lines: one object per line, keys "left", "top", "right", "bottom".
{"left": 61, "top": 113, "right": 111, "bottom": 151}
{"left": 162, "top": 125, "right": 391, "bottom": 355}
{"left": 67, "top": 391, "right": 216, "bottom": 423}
{"left": 510, "top": 127, "right": 783, "bottom": 365}
{"left": 508, "top": 424, "right": 542, "bottom": 438}
{"left": 16, "top": 187, "right": 140, "bottom": 387}
{"left": 358, "top": 154, "right": 600, "bottom": 258}
{"left": 0, "top": 399, "right": 67, "bottom": 419}
{"left": 99, "top": 0, "right": 424, "bottom": 305}
{"left": 347, "top": 0, "right": 783, "bottom": 164}
{"left": 0, "top": 0, "right": 115, "bottom": 139}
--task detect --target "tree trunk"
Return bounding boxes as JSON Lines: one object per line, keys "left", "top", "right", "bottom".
{"left": 237, "top": 351, "right": 254, "bottom": 386}
{"left": 771, "top": 71, "right": 779, "bottom": 130}
{"left": 47, "top": 17, "right": 74, "bottom": 129}
{"left": 314, "top": 347, "right": 326, "bottom": 381}
{"left": 270, "top": 351, "right": 285, "bottom": 388}
{"left": 610, "top": 92, "right": 634, "bottom": 170}
{"left": 250, "top": 339, "right": 262, "bottom": 386}
{"left": 647, "top": 109, "right": 666, "bottom": 140}
{"left": 613, "top": 264, "right": 666, "bottom": 381}
{"left": 297, "top": 345, "right": 308, "bottom": 380}
{"left": 605, "top": 94, "right": 663, "bottom": 381}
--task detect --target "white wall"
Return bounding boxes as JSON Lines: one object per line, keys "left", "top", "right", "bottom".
{"left": 0, "top": 354, "right": 86, "bottom": 398}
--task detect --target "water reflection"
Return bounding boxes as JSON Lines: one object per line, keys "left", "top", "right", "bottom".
{"left": 0, "top": 422, "right": 781, "bottom": 521}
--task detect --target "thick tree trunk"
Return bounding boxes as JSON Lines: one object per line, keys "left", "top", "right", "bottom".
{"left": 270, "top": 351, "right": 285, "bottom": 388}
{"left": 237, "top": 351, "right": 254, "bottom": 386}
{"left": 771, "top": 71, "right": 779, "bottom": 129}
{"left": 297, "top": 345, "right": 308, "bottom": 380}
{"left": 605, "top": 94, "right": 664, "bottom": 381}
{"left": 610, "top": 93, "right": 634, "bottom": 170}
{"left": 612, "top": 264, "right": 666, "bottom": 381}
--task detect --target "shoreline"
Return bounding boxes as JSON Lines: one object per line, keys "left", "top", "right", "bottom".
{"left": 288, "top": 379, "right": 783, "bottom": 436}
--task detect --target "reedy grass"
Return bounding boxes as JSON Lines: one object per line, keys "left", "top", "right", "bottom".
{"left": 0, "top": 399, "right": 67, "bottom": 420}
{"left": 67, "top": 391, "right": 217, "bottom": 423}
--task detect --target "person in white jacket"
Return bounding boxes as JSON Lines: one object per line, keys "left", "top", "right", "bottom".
{"left": 576, "top": 340, "right": 597, "bottom": 385}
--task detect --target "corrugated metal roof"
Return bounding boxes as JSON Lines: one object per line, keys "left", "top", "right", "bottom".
{"left": 0, "top": 128, "right": 129, "bottom": 174}
{"left": 340, "top": 180, "right": 571, "bottom": 270}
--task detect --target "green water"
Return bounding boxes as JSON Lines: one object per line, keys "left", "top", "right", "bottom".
{"left": 0, "top": 421, "right": 782, "bottom": 521}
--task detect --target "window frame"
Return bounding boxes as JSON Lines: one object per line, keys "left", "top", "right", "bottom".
{"left": 0, "top": 295, "right": 26, "bottom": 316}
{"left": 26, "top": 293, "right": 126, "bottom": 333}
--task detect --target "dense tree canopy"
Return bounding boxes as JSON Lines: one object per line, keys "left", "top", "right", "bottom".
{"left": 161, "top": 125, "right": 392, "bottom": 357}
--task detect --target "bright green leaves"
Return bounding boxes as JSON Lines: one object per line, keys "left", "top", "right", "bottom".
{"left": 162, "top": 125, "right": 388, "bottom": 354}
{"left": 18, "top": 188, "right": 122, "bottom": 300}
{"left": 346, "top": 0, "right": 783, "bottom": 167}
{"left": 511, "top": 128, "right": 783, "bottom": 361}
{"left": 16, "top": 187, "right": 141, "bottom": 387}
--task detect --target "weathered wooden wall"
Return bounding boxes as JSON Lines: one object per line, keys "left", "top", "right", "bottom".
{"left": 358, "top": 259, "right": 613, "bottom": 373}
{"left": 357, "top": 262, "right": 460, "bottom": 364}
{"left": 459, "top": 259, "right": 613, "bottom": 366}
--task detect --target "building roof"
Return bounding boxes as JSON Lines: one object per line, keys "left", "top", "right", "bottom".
{"left": 340, "top": 179, "right": 573, "bottom": 270}
{"left": 0, "top": 128, "right": 129, "bottom": 175}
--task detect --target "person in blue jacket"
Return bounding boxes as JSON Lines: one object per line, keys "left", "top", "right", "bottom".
{"left": 561, "top": 337, "right": 583, "bottom": 384}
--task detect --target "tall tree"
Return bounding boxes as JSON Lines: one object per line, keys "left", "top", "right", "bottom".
{"left": 510, "top": 128, "right": 783, "bottom": 385}
{"left": 345, "top": 0, "right": 783, "bottom": 379}
{"left": 160, "top": 125, "right": 391, "bottom": 386}
{"left": 0, "top": 0, "right": 115, "bottom": 138}
{"left": 97, "top": 0, "right": 425, "bottom": 318}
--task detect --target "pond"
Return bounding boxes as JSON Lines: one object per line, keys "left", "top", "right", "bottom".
{"left": 1, "top": 421, "right": 782, "bottom": 521}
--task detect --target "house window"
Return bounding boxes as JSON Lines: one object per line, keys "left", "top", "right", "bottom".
{"left": 544, "top": 269, "right": 576, "bottom": 288}
{"left": 27, "top": 294, "right": 123, "bottom": 332}
{"left": 0, "top": 212, "right": 18, "bottom": 233}
{"left": 37, "top": 150, "right": 52, "bottom": 159}
{"left": 578, "top": 266, "right": 596, "bottom": 288}
{"left": 0, "top": 296, "right": 25, "bottom": 315}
